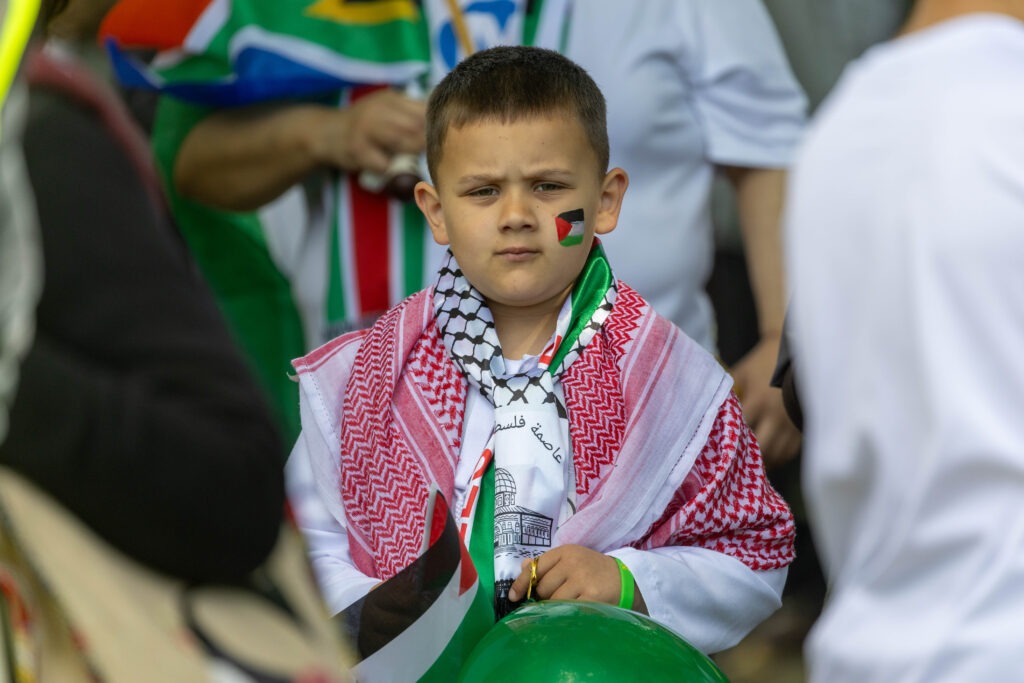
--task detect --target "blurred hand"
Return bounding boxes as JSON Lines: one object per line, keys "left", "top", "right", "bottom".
{"left": 731, "top": 335, "right": 802, "bottom": 469}
{"left": 320, "top": 89, "right": 426, "bottom": 175}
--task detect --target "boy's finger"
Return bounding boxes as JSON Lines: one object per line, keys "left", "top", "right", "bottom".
{"left": 534, "top": 563, "right": 569, "bottom": 601}
{"left": 506, "top": 572, "right": 527, "bottom": 602}
{"left": 507, "top": 558, "right": 538, "bottom": 602}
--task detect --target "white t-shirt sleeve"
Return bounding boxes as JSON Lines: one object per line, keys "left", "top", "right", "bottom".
{"left": 607, "top": 545, "right": 786, "bottom": 655}
{"left": 684, "top": 0, "right": 807, "bottom": 167}
{"left": 285, "top": 437, "right": 377, "bottom": 615}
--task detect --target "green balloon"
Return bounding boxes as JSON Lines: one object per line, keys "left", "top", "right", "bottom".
{"left": 457, "top": 601, "right": 730, "bottom": 682}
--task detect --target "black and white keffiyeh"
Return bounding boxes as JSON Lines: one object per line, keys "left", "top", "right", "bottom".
{"left": 434, "top": 246, "right": 615, "bottom": 615}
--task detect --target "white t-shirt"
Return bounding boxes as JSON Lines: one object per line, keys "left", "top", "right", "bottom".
{"left": 565, "top": 0, "right": 806, "bottom": 350}
{"left": 787, "top": 14, "right": 1024, "bottom": 682}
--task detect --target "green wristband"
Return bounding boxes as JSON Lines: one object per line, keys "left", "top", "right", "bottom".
{"left": 613, "top": 557, "right": 635, "bottom": 610}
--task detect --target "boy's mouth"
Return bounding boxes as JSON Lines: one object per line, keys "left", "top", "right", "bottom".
{"left": 496, "top": 246, "right": 539, "bottom": 261}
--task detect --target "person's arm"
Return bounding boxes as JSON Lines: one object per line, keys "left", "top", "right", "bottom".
{"left": 173, "top": 89, "right": 426, "bottom": 211}
{"left": 612, "top": 547, "right": 785, "bottom": 653}
{"left": 683, "top": 0, "right": 806, "bottom": 466}
{"left": 285, "top": 329, "right": 383, "bottom": 614}
{"left": 285, "top": 417, "right": 379, "bottom": 615}
{"left": 505, "top": 544, "right": 783, "bottom": 655}
{"left": 0, "top": 88, "right": 285, "bottom": 583}
{"left": 510, "top": 393, "right": 793, "bottom": 652}
{"left": 627, "top": 392, "right": 793, "bottom": 650}
{"left": 722, "top": 165, "right": 802, "bottom": 467}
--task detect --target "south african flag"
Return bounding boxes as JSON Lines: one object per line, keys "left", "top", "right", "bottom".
{"left": 99, "top": 0, "right": 431, "bottom": 107}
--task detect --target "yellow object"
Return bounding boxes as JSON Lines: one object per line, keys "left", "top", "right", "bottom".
{"left": 304, "top": 0, "right": 420, "bottom": 25}
{"left": 525, "top": 558, "right": 538, "bottom": 601}
{"left": 0, "top": 0, "right": 41, "bottom": 134}
{"left": 445, "top": 0, "right": 475, "bottom": 58}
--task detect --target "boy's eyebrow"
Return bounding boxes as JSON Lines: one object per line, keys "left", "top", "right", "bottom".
{"left": 455, "top": 173, "right": 502, "bottom": 187}
{"left": 528, "top": 168, "right": 575, "bottom": 181}
{"left": 455, "top": 168, "right": 576, "bottom": 186}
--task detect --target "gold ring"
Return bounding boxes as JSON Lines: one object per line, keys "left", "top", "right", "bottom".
{"left": 526, "top": 558, "right": 538, "bottom": 601}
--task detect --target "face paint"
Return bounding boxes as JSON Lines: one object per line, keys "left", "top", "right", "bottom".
{"left": 556, "top": 209, "right": 585, "bottom": 247}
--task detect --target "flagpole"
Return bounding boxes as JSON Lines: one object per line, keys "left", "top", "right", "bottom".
{"left": 445, "top": 0, "right": 475, "bottom": 58}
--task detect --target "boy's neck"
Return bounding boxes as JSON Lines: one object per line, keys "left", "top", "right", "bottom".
{"left": 900, "top": 0, "right": 1024, "bottom": 34}
{"left": 489, "top": 296, "right": 567, "bottom": 361}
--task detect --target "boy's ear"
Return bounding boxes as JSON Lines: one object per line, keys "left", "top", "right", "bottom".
{"left": 414, "top": 180, "right": 449, "bottom": 245}
{"left": 594, "top": 167, "right": 629, "bottom": 236}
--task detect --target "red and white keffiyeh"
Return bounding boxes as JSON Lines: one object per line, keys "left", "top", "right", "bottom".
{"left": 297, "top": 264, "right": 795, "bottom": 584}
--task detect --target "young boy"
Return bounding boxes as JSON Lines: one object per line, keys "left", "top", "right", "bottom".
{"left": 286, "top": 45, "right": 794, "bottom": 657}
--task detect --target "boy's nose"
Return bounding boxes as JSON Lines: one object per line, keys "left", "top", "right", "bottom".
{"left": 498, "top": 189, "right": 536, "bottom": 232}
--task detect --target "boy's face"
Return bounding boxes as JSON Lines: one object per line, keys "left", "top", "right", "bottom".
{"left": 415, "top": 114, "right": 627, "bottom": 315}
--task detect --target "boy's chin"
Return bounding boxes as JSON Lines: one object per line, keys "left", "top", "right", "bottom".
{"left": 481, "top": 285, "right": 575, "bottom": 313}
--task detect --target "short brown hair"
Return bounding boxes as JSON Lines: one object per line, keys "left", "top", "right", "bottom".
{"left": 425, "top": 46, "right": 610, "bottom": 183}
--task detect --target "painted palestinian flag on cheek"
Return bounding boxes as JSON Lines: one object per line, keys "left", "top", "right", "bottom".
{"left": 555, "top": 209, "right": 585, "bottom": 246}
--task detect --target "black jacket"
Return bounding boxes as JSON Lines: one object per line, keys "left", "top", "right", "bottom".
{"left": 0, "top": 48, "right": 285, "bottom": 583}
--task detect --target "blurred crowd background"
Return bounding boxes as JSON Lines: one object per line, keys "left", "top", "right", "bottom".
{"left": 0, "top": 1, "right": 919, "bottom": 681}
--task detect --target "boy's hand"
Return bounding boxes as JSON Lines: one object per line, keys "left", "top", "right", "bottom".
{"left": 506, "top": 545, "right": 620, "bottom": 605}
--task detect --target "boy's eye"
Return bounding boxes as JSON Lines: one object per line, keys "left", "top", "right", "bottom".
{"left": 467, "top": 187, "right": 498, "bottom": 197}
{"left": 535, "top": 182, "right": 565, "bottom": 192}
